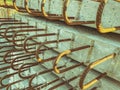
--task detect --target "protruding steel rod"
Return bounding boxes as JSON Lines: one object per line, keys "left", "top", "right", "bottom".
{"left": 25, "top": 0, "right": 42, "bottom": 16}
{"left": 93, "top": 0, "right": 120, "bottom": 33}
{"left": 0, "top": 69, "right": 27, "bottom": 88}
{"left": 0, "top": 21, "right": 24, "bottom": 27}
{"left": 13, "top": 0, "right": 27, "bottom": 12}
{"left": 10, "top": 47, "right": 54, "bottom": 70}
{"left": 0, "top": 63, "right": 21, "bottom": 74}
{"left": 29, "top": 66, "right": 65, "bottom": 87}
{"left": 3, "top": 49, "right": 27, "bottom": 63}
{"left": 18, "top": 56, "right": 57, "bottom": 79}
{"left": 23, "top": 33, "right": 57, "bottom": 53}
{"left": 12, "top": 28, "right": 45, "bottom": 47}
{"left": 53, "top": 45, "right": 91, "bottom": 74}
{"left": 4, "top": 25, "right": 34, "bottom": 42}
{"left": 79, "top": 53, "right": 115, "bottom": 90}
{"left": 41, "top": 0, "right": 74, "bottom": 20}
{"left": 36, "top": 38, "right": 73, "bottom": 62}
{"left": 49, "top": 75, "right": 79, "bottom": 90}
{"left": 63, "top": 0, "right": 95, "bottom": 25}
{"left": 1, "top": 0, "right": 14, "bottom": 8}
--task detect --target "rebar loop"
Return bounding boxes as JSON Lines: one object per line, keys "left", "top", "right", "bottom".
{"left": 49, "top": 75, "right": 79, "bottom": 90}
{"left": 23, "top": 33, "right": 58, "bottom": 53}
{"left": 0, "top": 21, "right": 27, "bottom": 33}
{"left": 13, "top": 0, "right": 27, "bottom": 12}
{"left": 18, "top": 56, "right": 57, "bottom": 79}
{"left": 93, "top": 0, "right": 120, "bottom": 33}
{"left": 63, "top": 0, "right": 95, "bottom": 25}
{"left": 11, "top": 52, "right": 42, "bottom": 71}
{"left": 0, "top": 69, "right": 28, "bottom": 89}
{"left": 27, "top": 66, "right": 65, "bottom": 89}
{"left": 41, "top": 0, "right": 75, "bottom": 20}
{"left": 12, "top": 28, "right": 45, "bottom": 47}
{"left": 3, "top": 48, "right": 32, "bottom": 63}
{"left": 25, "top": 0, "right": 42, "bottom": 16}
{"left": 36, "top": 38, "right": 73, "bottom": 62}
{"left": 53, "top": 45, "right": 91, "bottom": 74}
{"left": 79, "top": 53, "right": 115, "bottom": 90}
{"left": 4, "top": 25, "right": 34, "bottom": 42}
{"left": 10, "top": 47, "right": 54, "bottom": 71}
{"left": 0, "top": 0, "right": 14, "bottom": 8}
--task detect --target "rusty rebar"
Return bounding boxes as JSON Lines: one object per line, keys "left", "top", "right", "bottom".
{"left": 25, "top": 0, "right": 42, "bottom": 16}
{"left": 4, "top": 25, "right": 34, "bottom": 42}
{"left": 0, "top": 69, "right": 27, "bottom": 88}
{"left": 53, "top": 45, "right": 91, "bottom": 74}
{"left": 18, "top": 56, "right": 57, "bottom": 79}
{"left": 41, "top": 0, "right": 74, "bottom": 20}
{"left": 12, "top": 28, "right": 45, "bottom": 47}
{"left": 79, "top": 53, "right": 115, "bottom": 90}
{"left": 63, "top": 0, "right": 95, "bottom": 25}
{"left": 23, "top": 33, "right": 57, "bottom": 53}
{"left": 49, "top": 75, "right": 79, "bottom": 90}
{"left": 13, "top": 0, "right": 27, "bottom": 12}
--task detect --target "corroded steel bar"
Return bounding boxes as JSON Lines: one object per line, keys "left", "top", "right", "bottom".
{"left": 53, "top": 45, "right": 91, "bottom": 74}
{"left": 79, "top": 53, "right": 115, "bottom": 90}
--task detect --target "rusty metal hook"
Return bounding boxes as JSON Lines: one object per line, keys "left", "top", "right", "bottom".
{"left": 36, "top": 38, "right": 73, "bottom": 62}
{"left": 41, "top": 0, "right": 74, "bottom": 20}
{"left": 0, "top": 69, "right": 27, "bottom": 89}
{"left": 3, "top": 0, "right": 14, "bottom": 8}
{"left": 28, "top": 66, "right": 65, "bottom": 88}
{"left": 79, "top": 53, "right": 115, "bottom": 90}
{"left": 93, "top": 0, "right": 120, "bottom": 33}
{"left": 0, "top": 0, "right": 13, "bottom": 8}
{"left": 63, "top": 0, "right": 95, "bottom": 25}
{"left": 18, "top": 56, "right": 57, "bottom": 79}
{"left": 12, "top": 28, "right": 45, "bottom": 47}
{"left": 25, "top": 0, "right": 42, "bottom": 16}
{"left": 53, "top": 45, "right": 91, "bottom": 74}
{"left": 3, "top": 48, "right": 29, "bottom": 63}
{"left": 13, "top": 0, "right": 27, "bottom": 12}
{"left": 4, "top": 25, "right": 34, "bottom": 42}
{"left": 23, "top": 33, "right": 57, "bottom": 53}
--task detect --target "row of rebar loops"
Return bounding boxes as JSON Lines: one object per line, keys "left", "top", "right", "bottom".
{"left": 0, "top": 17, "right": 117, "bottom": 90}
{"left": 0, "top": 17, "right": 73, "bottom": 90}
{"left": 0, "top": 0, "right": 120, "bottom": 33}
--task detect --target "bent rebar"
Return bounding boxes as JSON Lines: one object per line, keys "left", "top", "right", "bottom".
{"left": 13, "top": 0, "right": 27, "bottom": 12}
{"left": 12, "top": 28, "right": 45, "bottom": 47}
{"left": 53, "top": 45, "right": 91, "bottom": 74}
{"left": 79, "top": 53, "right": 115, "bottom": 90}
{"left": 18, "top": 56, "right": 57, "bottom": 79}
{"left": 25, "top": 0, "right": 42, "bottom": 16}
{"left": 93, "top": 0, "right": 120, "bottom": 33}
{"left": 23, "top": 33, "right": 57, "bottom": 53}
{"left": 41, "top": 0, "right": 74, "bottom": 20}
{"left": 63, "top": 0, "right": 95, "bottom": 25}
{"left": 49, "top": 75, "right": 79, "bottom": 90}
